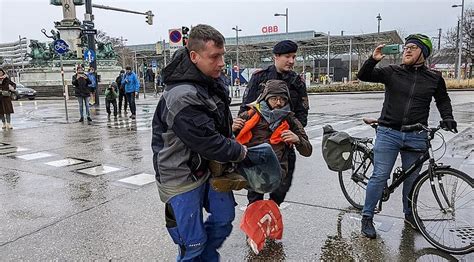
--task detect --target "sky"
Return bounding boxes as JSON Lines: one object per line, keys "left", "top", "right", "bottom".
{"left": 1, "top": 0, "right": 472, "bottom": 46}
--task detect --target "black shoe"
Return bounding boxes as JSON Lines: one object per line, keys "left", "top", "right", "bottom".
{"left": 130, "top": 114, "right": 136, "bottom": 119}
{"left": 87, "top": 117, "right": 92, "bottom": 122}
{"left": 404, "top": 214, "right": 418, "bottom": 230}
{"left": 78, "top": 117, "right": 84, "bottom": 123}
{"left": 361, "top": 216, "right": 376, "bottom": 239}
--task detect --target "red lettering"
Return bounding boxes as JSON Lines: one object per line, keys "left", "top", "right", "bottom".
{"left": 262, "top": 27, "right": 267, "bottom": 33}
{"left": 268, "top": 26, "right": 273, "bottom": 33}
{"left": 273, "top": 26, "right": 278, "bottom": 33}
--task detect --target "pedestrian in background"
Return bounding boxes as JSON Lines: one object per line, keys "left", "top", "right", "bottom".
{"left": 105, "top": 81, "right": 118, "bottom": 119}
{"left": 87, "top": 67, "right": 97, "bottom": 106}
{"left": 72, "top": 65, "right": 92, "bottom": 124}
{"left": 121, "top": 66, "right": 139, "bottom": 119}
{"left": 0, "top": 68, "right": 16, "bottom": 129}
{"left": 115, "top": 70, "right": 128, "bottom": 115}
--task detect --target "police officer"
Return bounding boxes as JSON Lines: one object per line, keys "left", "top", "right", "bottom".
{"left": 240, "top": 40, "right": 309, "bottom": 206}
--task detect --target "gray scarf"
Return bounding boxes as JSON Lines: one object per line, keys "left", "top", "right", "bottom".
{"left": 258, "top": 101, "right": 291, "bottom": 131}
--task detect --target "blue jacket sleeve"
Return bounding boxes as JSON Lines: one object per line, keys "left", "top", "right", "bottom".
{"left": 172, "top": 105, "right": 244, "bottom": 163}
{"left": 134, "top": 73, "right": 140, "bottom": 92}
{"left": 121, "top": 76, "right": 126, "bottom": 86}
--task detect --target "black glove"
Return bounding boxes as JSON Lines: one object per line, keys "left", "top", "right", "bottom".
{"left": 440, "top": 119, "right": 458, "bottom": 133}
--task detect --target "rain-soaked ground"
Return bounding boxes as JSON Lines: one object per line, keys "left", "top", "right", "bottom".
{"left": 0, "top": 91, "right": 473, "bottom": 261}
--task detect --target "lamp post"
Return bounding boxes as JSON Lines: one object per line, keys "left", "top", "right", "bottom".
{"left": 18, "top": 35, "right": 27, "bottom": 83}
{"left": 376, "top": 13, "right": 382, "bottom": 34}
{"left": 119, "top": 36, "right": 128, "bottom": 67}
{"left": 232, "top": 26, "right": 242, "bottom": 85}
{"left": 274, "top": 8, "right": 288, "bottom": 34}
{"left": 452, "top": 0, "right": 465, "bottom": 81}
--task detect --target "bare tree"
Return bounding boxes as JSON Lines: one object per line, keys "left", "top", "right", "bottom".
{"left": 444, "top": 8, "right": 473, "bottom": 63}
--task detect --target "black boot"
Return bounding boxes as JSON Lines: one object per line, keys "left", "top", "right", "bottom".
{"left": 361, "top": 216, "right": 376, "bottom": 239}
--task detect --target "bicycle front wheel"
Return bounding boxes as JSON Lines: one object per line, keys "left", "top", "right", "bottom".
{"left": 338, "top": 145, "right": 373, "bottom": 210}
{"left": 411, "top": 168, "right": 473, "bottom": 255}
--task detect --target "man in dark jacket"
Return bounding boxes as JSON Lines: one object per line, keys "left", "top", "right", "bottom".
{"left": 72, "top": 65, "right": 92, "bottom": 123}
{"left": 151, "top": 24, "right": 247, "bottom": 261}
{"left": 357, "top": 34, "right": 457, "bottom": 239}
{"left": 239, "top": 40, "right": 309, "bottom": 207}
{"left": 115, "top": 70, "right": 127, "bottom": 115}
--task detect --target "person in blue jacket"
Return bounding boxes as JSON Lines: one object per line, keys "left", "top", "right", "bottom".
{"left": 87, "top": 67, "right": 97, "bottom": 106}
{"left": 121, "top": 66, "right": 140, "bottom": 119}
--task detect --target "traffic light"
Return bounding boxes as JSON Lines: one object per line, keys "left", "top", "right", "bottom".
{"left": 146, "top": 11, "right": 153, "bottom": 25}
{"left": 182, "top": 26, "right": 190, "bottom": 46}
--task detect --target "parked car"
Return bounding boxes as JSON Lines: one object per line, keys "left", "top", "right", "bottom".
{"left": 11, "top": 84, "right": 37, "bottom": 100}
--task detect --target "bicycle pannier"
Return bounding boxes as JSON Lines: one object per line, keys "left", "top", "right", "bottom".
{"left": 322, "top": 125, "right": 354, "bottom": 172}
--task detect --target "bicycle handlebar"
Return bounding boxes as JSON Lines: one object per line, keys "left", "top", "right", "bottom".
{"left": 401, "top": 123, "right": 426, "bottom": 132}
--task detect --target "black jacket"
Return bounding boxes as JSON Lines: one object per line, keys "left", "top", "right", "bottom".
{"left": 357, "top": 57, "right": 454, "bottom": 130}
{"left": 151, "top": 48, "right": 245, "bottom": 202}
{"left": 240, "top": 65, "right": 309, "bottom": 127}
{"left": 72, "top": 73, "right": 92, "bottom": 97}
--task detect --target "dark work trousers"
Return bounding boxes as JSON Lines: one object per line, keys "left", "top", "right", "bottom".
{"left": 125, "top": 92, "right": 136, "bottom": 115}
{"left": 118, "top": 91, "right": 127, "bottom": 112}
{"left": 247, "top": 148, "right": 296, "bottom": 206}
{"left": 106, "top": 99, "right": 117, "bottom": 116}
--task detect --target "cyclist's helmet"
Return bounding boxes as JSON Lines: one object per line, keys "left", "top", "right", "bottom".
{"left": 405, "top": 34, "right": 433, "bottom": 58}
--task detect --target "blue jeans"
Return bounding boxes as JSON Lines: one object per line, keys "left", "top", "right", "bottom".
{"left": 77, "top": 96, "right": 90, "bottom": 118}
{"left": 362, "top": 126, "right": 427, "bottom": 218}
{"left": 125, "top": 92, "right": 136, "bottom": 115}
{"left": 165, "top": 181, "right": 235, "bottom": 261}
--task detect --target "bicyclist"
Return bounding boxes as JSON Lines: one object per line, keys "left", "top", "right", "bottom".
{"left": 356, "top": 34, "right": 458, "bottom": 239}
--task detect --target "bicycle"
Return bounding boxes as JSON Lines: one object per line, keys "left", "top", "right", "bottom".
{"left": 331, "top": 118, "right": 473, "bottom": 255}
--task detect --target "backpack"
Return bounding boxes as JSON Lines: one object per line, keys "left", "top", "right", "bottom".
{"left": 322, "top": 125, "right": 354, "bottom": 172}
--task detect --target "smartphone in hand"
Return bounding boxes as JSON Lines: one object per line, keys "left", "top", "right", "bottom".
{"left": 381, "top": 44, "right": 401, "bottom": 55}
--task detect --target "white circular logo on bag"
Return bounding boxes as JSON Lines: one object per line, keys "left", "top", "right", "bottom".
{"left": 342, "top": 152, "right": 351, "bottom": 160}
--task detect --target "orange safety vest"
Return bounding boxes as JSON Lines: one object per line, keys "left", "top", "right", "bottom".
{"left": 236, "top": 108, "right": 290, "bottom": 145}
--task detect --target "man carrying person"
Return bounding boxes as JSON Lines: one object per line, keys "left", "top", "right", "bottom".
{"left": 152, "top": 24, "right": 247, "bottom": 261}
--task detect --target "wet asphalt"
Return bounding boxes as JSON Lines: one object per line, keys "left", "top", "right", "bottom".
{"left": 0, "top": 91, "right": 473, "bottom": 261}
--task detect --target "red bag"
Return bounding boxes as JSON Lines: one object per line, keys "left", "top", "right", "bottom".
{"left": 240, "top": 200, "right": 283, "bottom": 254}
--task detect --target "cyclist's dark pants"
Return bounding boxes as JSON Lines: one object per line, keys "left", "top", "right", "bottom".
{"left": 362, "top": 126, "right": 427, "bottom": 218}
{"left": 247, "top": 149, "right": 296, "bottom": 206}
{"left": 118, "top": 91, "right": 127, "bottom": 112}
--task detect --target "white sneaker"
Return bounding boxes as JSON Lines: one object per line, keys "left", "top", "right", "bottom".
{"left": 6, "top": 123, "right": 13, "bottom": 129}
{"left": 1, "top": 123, "right": 5, "bottom": 129}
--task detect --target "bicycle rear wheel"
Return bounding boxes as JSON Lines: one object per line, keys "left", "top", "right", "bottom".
{"left": 338, "top": 145, "right": 373, "bottom": 210}
{"left": 411, "top": 168, "right": 473, "bottom": 255}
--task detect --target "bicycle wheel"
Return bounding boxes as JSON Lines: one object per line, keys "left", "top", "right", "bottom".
{"left": 338, "top": 144, "right": 373, "bottom": 210}
{"left": 411, "top": 168, "right": 473, "bottom": 255}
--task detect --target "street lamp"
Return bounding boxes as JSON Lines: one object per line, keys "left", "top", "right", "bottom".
{"left": 376, "top": 13, "right": 382, "bottom": 34}
{"left": 452, "top": 0, "right": 465, "bottom": 81}
{"left": 232, "top": 26, "right": 242, "bottom": 85}
{"left": 274, "top": 8, "right": 288, "bottom": 34}
{"left": 18, "top": 35, "right": 27, "bottom": 71}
